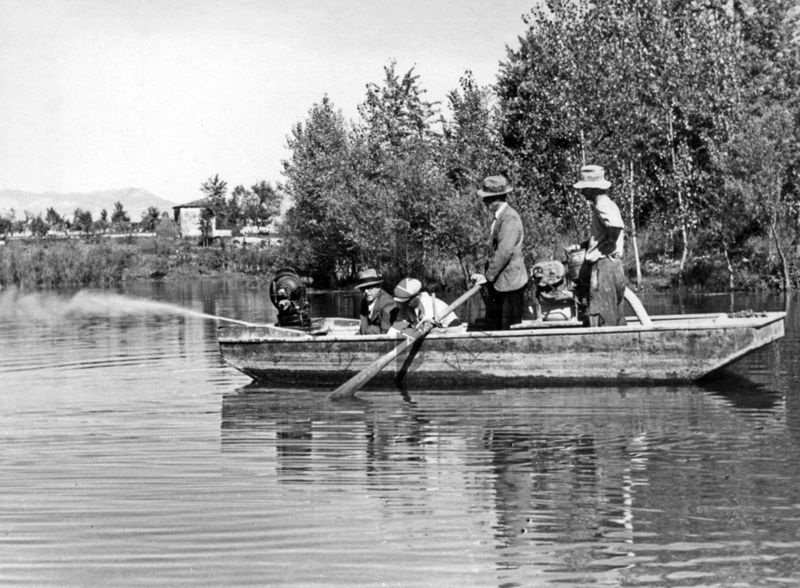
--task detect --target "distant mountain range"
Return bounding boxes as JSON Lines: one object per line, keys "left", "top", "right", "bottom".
{"left": 0, "top": 188, "right": 179, "bottom": 220}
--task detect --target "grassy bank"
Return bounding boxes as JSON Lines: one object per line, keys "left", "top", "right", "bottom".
{"left": 0, "top": 237, "right": 279, "bottom": 289}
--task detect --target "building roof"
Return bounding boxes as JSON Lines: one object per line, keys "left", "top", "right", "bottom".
{"left": 172, "top": 196, "right": 216, "bottom": 209}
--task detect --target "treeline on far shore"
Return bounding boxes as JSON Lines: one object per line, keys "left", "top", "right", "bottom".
{"left": 0, "top": 230, "right": 787, "bottom": 293}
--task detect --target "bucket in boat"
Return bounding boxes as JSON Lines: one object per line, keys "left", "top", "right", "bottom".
{"left": 565, "top": 245, "right": 585, "bottom": 282}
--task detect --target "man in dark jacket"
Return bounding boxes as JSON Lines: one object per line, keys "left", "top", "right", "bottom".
{"left": 471, "top": 175, "right": 529, "bottom": 330}
{"left": 356, "top": 268, "right": 395, "bottom": 334}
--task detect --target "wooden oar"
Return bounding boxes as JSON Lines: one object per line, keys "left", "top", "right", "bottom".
{"left": 395, "top": 291, "right": 442, "bottom": 386}
{"left": 623, "top": 287, "right": 652, "bottom": 327}
{"left": 328, "top": 283, "right": 483, "bottom": 400}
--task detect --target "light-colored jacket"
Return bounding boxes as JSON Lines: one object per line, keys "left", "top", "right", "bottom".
{"left": 417, "top": 292, "right": 459, "bottom": 326}
{"left": 485, "top": 204, "right": 528, "bottom": 292}
{"left": 586, "top": 194, "right": 625, "bottom": 263}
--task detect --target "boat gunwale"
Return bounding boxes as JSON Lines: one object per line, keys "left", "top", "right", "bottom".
{"left": 217, "top": 311, "right": 786, "bottom": 345}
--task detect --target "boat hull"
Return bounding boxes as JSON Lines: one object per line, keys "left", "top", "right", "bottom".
{"left": 217, "top": 312, "right": 785, "bottom": 388}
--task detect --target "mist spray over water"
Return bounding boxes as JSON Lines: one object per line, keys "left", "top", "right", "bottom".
{"left": 0, "top": 287, "right": 258, "bottom": 326}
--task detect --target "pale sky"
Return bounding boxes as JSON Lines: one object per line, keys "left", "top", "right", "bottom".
{"left": 0, "top": 0, "right": 535, "bottom": 203}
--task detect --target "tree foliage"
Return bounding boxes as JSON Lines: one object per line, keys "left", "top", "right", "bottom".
{"left": 275, "top": 1, "right": 800, "bottom": 289}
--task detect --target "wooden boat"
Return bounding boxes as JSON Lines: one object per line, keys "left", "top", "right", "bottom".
{"left": 217, "top": 310, "right": 785, "bottom": 388}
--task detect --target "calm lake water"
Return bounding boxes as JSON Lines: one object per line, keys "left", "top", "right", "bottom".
{"left": 1, "top": 279, "right": 799, "bottom": 587}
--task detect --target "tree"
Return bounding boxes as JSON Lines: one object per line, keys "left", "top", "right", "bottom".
{"left": 495, "top": 0, "right": 746, "bottom": 279}
{"left": 352, "top": 62, "right": 447, "bottom": 278}
{"left": 29, "top": 215, "right": 49, "bottom": 237}
{"left": 140, "top": 206, "right": 161, "bottom": 232}
{"left": 45, "top": 207, "right": 64, "bottom": 231}
{"left": 155, "top": 212, "right": 181, "bottom": 240}
{"left": 248, "top": 181, "right": 282, "bottom": 230}
{"left": 200, "top": 174, "right": 228, "bottom": 229}
{"left": 0, "top": 212, "right": 15, "bottom": 237}
{"left": 281, "top": 95, "right": 360, "bottom": 283}
{"left": 96, "top": 209, "right": 109, "bottom": 234}
{"left": 719, "top": 106, "right": 799, "bottom": 290}
{"left": 111, "top": 201, "right": 131, "bottom": 232}
{"left": 226, "top": 186, "right": 246, "bottom": 234}
{"left": 437, "top": 72, "right": 508, "bottom": 284}
{"left": 72, "top": 208, "right": 94, "bottom": 234}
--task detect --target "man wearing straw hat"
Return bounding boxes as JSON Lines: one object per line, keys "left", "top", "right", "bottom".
{"left": 470, "top": 175, "right": 529, "bottom": 330}
{"left": 356, "top": 268, "right": 395, "bottom": 335}
{"left": 574, "top": 164, "right": 627, "bottom": 327}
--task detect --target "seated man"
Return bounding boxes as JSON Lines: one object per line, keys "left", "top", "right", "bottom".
{"left": 389, "top": 278, "right": 460, "bottom": 335}
{"left": 356, "top": 268, "right": 395, "bottom": 335}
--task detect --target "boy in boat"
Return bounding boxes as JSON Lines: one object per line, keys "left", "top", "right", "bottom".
{"left": 356, "top": 268, "right": 395, "bottom": 335}
{"left": 470, "top": 175, "right": 529, "bottom": 330}
{"left": 388, "top": 277, "right": 460, "bottom": 336}
{"left": 573, "top": 164, "right": 627, "bottom": 327}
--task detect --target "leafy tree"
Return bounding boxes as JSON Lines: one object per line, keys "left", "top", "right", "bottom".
{"left": 352, "top": 62, "right": 445, "bottom": 278}
{"left": 45, "top": 207, "right": 64, "bottom": 230}
{"left": 199, "top": 207, "right": 215, "bottom": 246}
{"left": 0, "top": 213, "right": 14, "bottom": 237}
{"left": 29, "top": 215, "right": 49, "bottom": 237}
{"left": 140, "top": 206, "right": 161, "bottom": 232}
{"left": 496, "top": 0, "right": 746, "bottom": 278}
{"left": 96, "top": 209, "right": 109, "bottom": 233}
{"left": 111, "top": 201, "right": 131, "bottom": 232}
{"left": 281, "top": 95, "right": 360, "bottom": 283}
{"left": 73, "top": 208, "right": 94, "bottom": 234}
{"left": 719, "top": 105, "right": 799, "bottom": 290}
{"left": 200, "top": 174, "right": 228, "bottom": 228}
{"left": 249, "top": 181, "right": 282, "bottom": 230}
{"left": 227, "top": 186, "right": 246, "bottom": 234}
{"left": 155, "top": 212, "right": 181, "bottom": 240}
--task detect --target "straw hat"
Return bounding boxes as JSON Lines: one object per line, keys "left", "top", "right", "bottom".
{"left": 573, "top": 165, "right": 611, "bottom": 190}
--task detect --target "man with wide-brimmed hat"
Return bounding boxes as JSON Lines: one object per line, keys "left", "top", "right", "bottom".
{"left": 470, "top": 175, "right": 529, "bottom": 330}
{"left": 574, "top": 164, "right": 627, "bottom": 327}
{"left": 356, "top": 268, "right": 395, "bottom": 335}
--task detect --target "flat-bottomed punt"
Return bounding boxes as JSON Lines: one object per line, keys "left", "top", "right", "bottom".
{"left": 218, "top": 311, "right": 785, "bottom": 388}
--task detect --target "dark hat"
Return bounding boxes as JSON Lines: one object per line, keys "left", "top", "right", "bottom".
{"left": 393, "top": 278, "right": 422, "bottom": 302}
{"left": 356, "top": 268, "right": 383, "bottom": 289}
{"left": 573, "top": 165, "right": 611, "bottom": 190}
{"left": 477, "top": 175, "right": 513, "bottom": 198}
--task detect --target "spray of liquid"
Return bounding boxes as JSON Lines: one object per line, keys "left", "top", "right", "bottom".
{"left": 0, "top": 287, "right": 259, "bottom": 326}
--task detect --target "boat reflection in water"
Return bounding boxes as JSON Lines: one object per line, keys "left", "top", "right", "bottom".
{"left": 220, "top": 381, "right": 800, "bottom": 587}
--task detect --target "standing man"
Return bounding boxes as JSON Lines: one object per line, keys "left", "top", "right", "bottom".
{"left": 356, "top": 268, "right": 395, "bottom": 335}
{"left": 573, "top": 164, "right": 627, "bottom": 327}
{"left": 471, "top": 175, "right": 529, "bottom": 330}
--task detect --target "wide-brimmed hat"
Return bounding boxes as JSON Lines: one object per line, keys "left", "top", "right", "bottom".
{"left": 573, "top": 165, "right": 611, "bottom": 190}
{"left": 393, "top": 278, "right": 422, "bottom": 302}
{"left": 356, "top": 268, "right": 383, "bottom": 290}
{"left": 477, "top": 175, "right": 513, "bottom": 198}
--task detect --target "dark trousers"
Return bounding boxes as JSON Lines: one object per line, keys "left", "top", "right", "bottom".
{"left": 484, "top": 282, "right": 527, "bottom": 330}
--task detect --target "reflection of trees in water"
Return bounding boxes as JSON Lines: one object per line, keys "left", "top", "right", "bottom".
{"left": 483, "top": 426, "right": 648, "bottom": 578}
{"left": 220, "top": 386, "right": 800, "bottom": 584}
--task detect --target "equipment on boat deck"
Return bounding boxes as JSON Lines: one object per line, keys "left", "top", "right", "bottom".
{"left": 269, "top": 267, "right": 312, "bottom": 328}
{"left": 531, "top": 258, "right": 578, "bottom": 322}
